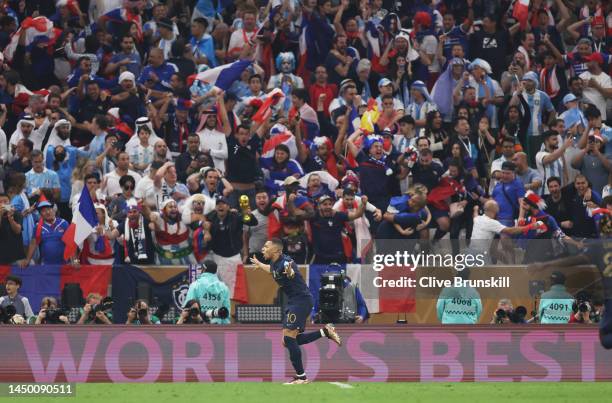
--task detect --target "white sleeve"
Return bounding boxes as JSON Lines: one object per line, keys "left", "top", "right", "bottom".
{"left": 228, "top": 31, "right": 242, "bottom": 54}
{"left": 209, "top": 134, "right": 228, "bottom": 160}
{"left": 0, "top": 129, "right": 7, "bottom": 164}
{"left": 488, "top": 218, "right": 508, "bottom": 235}
{"left": 422, "top": 36, "right": 437, "bottom": 55}
{"left": 492, "top": 80, "right": 504, "bottom": 97}
{"left": 365, "top": 201, "right": 377, "bottom": 213}
{"left": 23, "top": 297, "right": 34, "bottom": 319}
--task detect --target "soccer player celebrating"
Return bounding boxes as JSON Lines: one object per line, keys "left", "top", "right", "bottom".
{"left": 250, "top": 239, "right": 342, "bottom": 384}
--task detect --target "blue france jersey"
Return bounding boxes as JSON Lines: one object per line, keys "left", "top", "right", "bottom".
{"left": 271, "top": 255, "right": 312, "bottom": 301}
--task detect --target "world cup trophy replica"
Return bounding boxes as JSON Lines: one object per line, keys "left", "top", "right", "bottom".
{"left": 239, "top": 195, "right": 251, "bottom": 223}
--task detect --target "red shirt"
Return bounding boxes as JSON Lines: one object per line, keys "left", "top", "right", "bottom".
{"left": 309, "top": 83, "right": 338, "bottom": 117}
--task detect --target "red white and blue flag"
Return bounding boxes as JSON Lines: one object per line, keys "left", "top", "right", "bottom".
{"left": 252, "top": 88, "right": 285, "bottom": 123}
{"left": 62, "top": 187, "right": 98, "bottom": 261}
{"left": 4, "top": 17, "right": 55, "bottom": 62}
{"left": 261, "top": 123, "right": 298, "bottom": 159}
{"left": 195, "top": 59, "right": 252, "bottom": 91}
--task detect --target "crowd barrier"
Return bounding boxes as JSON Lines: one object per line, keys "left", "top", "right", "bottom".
{"left": 0, "top": 325, "right": 610, "bottom": 382}
{"left": 0, "top": 263, "right": 604, "bottom": 324}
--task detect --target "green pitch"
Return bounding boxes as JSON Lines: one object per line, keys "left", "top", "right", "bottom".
{"left": 1, "top": 382, "right": 611, "bottom": 403}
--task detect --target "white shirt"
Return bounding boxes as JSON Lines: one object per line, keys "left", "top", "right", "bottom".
{"left": 197, "top": 128, "right": 228, "bottom": 174}
{"left": 471, "top": 214, "right": 507, "bottom": 241}
{"left": 103, "top": 169, "right": 142, "bottom": 198}
{"left": 580, "top": 70, "right": 612, "bottom": 121}
{"left": 145, "top": 179, "right": 189, "bottom": 211}
{"left": 228, "top": 29, "right": 258, "bottom": 57}
{"left": 134, "top": 175, "right": 156, "bottom": 207}
{"left": 0, "top": 128, "right": 7, "bottom": 164}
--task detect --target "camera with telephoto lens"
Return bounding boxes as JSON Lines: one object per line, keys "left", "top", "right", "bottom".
{"left": 572, "top": 292, "right": 593, "bottom": 322}
{"left": 45, "top": 308, "right": 69, "bottom": 324}
{"left": 202, "top": 307, "right": 228, "bottom": 323}
{"left": 88, "top": 297, "right": 113, "bottom": 320}
{"left": 573, "top": 292, "right": 592, "bottom": 312}
{"left": 495, "top": 309, "right": 507, "bottom": 323}
{"left": 0, "top": 305, "right": 17, "bottom": 324}
{"left": 137, "top": 308, "right": 148, "bottom": 320}
{"left": 189, "top": 306, "right": 200, "bottom": 317}
{"left": 495, "top": 306, "right": 528, "bottom": 324}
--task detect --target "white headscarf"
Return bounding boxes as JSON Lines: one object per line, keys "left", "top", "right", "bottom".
{"left": 44, "top": 119, "right": 72, "bottom": 159}
{"left": 9, "top": 115, "right": 41, "bottom": 162}
{"left": 125, "top": 116, "right": 166, "bottom": 157}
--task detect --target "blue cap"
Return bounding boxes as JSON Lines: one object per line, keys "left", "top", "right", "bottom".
{"left": 216, "top": 196, "right": 229, "bottom": 205}
{"left": 562, "top": 93, "right": 578, "bottom": 105}
{"left": 521, "top": 71, "right": 539, "bottom": 85}
{"left": 378, "top": 78, "right": 392, "bottom": 87}
{"left": 37, "top": 200, "right": 53, "bottom": 210}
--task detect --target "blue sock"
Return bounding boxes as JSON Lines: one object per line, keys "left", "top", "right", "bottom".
{"left": 297, "top": 330, "right": 322, "bottom": 345}
{"left": 284, "top": 336, "right": 305, "bottom": 377}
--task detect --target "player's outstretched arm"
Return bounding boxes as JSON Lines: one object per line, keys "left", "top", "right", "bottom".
{"left": 250, "top": 256, "right": 271, "bottom": 273}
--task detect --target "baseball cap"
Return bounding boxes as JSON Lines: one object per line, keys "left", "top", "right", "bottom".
{"left": 592, "top": 16, "right": 605, "bottom": 27}
{"left": 216, "top": 196, "right": 229, "bottom": 205}
{"left": 283, "top": 176, "right": 300, "bottom": 187}
{"left": 37, "top": 200, "right": 53, "bottom": 210}
{"left": 584, "top": 52, "right": 604, "bottom": 65}
{"left": 317, "top": 194, "right": 333, "bottom": 204}
{"left": 378, "top": 78, "right": 392, "bottom": 87}
{"left": 158, "top": 17, "right": 173, "bottom": 30}
{"left": 562, "top": 93, "right": 578, "bottom": 105}
{"left": 521, "top": 71, "right": 539, "bottom": 84}
{"left": 551, "top": 271, "right": 566, "bottom": 285}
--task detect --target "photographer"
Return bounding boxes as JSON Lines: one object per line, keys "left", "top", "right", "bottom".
{"left": 34, "top": 296, "right": 69, "bottom": 324}
{"left": 0, "top": 275, "right": 33, "bottom": 322}
{"left": 76, "top": 293, "right": 113, "bottom": 325}
{"left": 176, "top": 299, "right": 204, "bottom": 324}
{"left": 185, "top": 261, "right": 230, "bottom": 324}
{"left": 0, "top": 193, "right": 23, "bottom": 264}
{"left": 490, "top": 298, "right": 529, "bottom": 324}
{"left": 490, "top": 299, "right": 514, "bottom": 324}
{"left": 126, "top": 299, "right": 161, "bottom": 325}
{"left": 569, "top": 292, "right": 596, "bottom": 324}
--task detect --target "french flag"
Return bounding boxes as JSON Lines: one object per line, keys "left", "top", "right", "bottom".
{"left": 195, "top": 59, "right": 252, "bottom": 91}
{"left": 62, "top": 187, "right": 98, "bottom": 261}
{"left": 252, "top": 88, "right": 285, "bottom": 123}
{"left": 261, "top": 123, "right": 298, "bottom": 159}
{"left": 4, "top": 16, "right": 55, "bottom": 62}
{"left": 513, "top": 0, "right": 530, "bottom": 29}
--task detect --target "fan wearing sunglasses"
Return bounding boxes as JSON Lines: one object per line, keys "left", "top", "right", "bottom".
{"left": 108, "top": 175, "right": 138, "bottom": 224}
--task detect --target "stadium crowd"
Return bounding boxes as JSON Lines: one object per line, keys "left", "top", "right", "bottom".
{"left": 0, "top": 0, "right": 610, "bottom": 323}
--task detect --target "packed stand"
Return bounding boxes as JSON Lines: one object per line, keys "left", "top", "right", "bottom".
{"left": 0, "top": 0, "right": 608, "bottom": 323}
